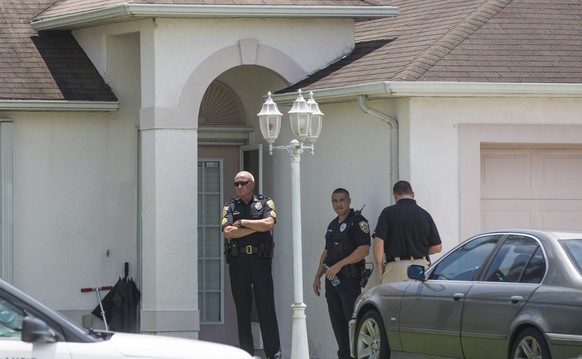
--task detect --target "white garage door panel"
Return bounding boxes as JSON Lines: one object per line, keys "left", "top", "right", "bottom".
{"left": 481, "top": 206, "right": 531, "bottom": 230}
{"left": 482, "top": 200, "right": 582, "bottom": 231}
{"left": 541, "top": 155, "right": 582, "bottom": 189}
{"left": 482, "top": 148, "right": 582, "bottom": 199}
{"left": 482, "top": 153, "right": 531, "bottom": 198}
{"left": 481, "top": 147, "right": 582, "bottom": 232}
{"left": 540, "top": 205, "right": 582, "bottom": 230}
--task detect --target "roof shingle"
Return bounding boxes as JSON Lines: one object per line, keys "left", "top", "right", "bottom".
{"left": 289, "top": 0, "right": 582, "bottom": 90}
{"left": 0, "top": 0, "right": 117, "bottom": 101}
{"left": 4, "top": 0, "right": 582, "bottom": 102}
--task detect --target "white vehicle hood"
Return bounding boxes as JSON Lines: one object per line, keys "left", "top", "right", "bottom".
{"left": 106, "top": 332, "right": 252, "bottom": 359}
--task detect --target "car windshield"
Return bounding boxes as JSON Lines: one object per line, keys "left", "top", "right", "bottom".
{"left": 560, "top": 239, "right": 582, "bottom": 275}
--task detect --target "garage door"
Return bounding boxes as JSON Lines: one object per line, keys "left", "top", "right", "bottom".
{"left": 481, "top": 146, "right": 582, "bottom": 231}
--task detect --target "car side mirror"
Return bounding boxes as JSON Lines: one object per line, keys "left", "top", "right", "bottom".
{"left": 21, "top": 315, "right": 56, "bottom": 343}
{"left": 408, "top": 265, "right": 426, "bottom": 281}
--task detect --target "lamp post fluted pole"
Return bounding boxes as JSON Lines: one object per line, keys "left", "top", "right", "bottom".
{"left": 257, "top": 90, "right": 323, "bottom": 359}
{"left": 288, "top": 139, "right": 309, "bottom": 359}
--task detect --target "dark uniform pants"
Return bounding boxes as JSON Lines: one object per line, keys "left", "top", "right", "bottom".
{"left": 229, "top": 253, "right": 280, "bottom": 358}
{"left": 325, "top": 277, "right": 361, "bottom": 359}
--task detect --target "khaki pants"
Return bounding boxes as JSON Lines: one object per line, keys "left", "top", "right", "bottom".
{"left": 380, "top": 258, "right": 429, "bottom": 285}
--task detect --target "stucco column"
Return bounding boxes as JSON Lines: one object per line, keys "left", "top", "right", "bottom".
{"left": 139, "top": 107, "right": 199, "bottom": 338}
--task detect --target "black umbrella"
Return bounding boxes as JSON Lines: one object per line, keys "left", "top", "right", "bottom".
{"left": 92, "top": 263, "right": 141, "bottom": 332}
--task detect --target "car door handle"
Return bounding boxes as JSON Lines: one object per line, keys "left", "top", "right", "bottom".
{"left": 453, "top": 293, "right": 465, "bottom": 301}
{"left": 510, "top": 295, "right": 523, "bottom": 304}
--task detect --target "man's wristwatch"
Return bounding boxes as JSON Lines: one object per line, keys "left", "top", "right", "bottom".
{"left": 237, "top": 219, "right": 244, "bottom": 227}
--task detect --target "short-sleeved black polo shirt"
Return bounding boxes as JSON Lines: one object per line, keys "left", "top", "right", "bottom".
{"left": 373, "top": 198, "right": 441, "bottom": 258}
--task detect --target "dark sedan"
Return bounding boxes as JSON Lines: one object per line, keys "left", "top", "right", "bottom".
{"left": 349, "top": 229, "right": 582, "bottom": 359}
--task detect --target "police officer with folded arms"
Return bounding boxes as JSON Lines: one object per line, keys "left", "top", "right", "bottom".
{"left": 222, "top": 171, "right": 281, "bottom": 359}
{"left": 313, "top": 188, "right": 371, "bottom": 359}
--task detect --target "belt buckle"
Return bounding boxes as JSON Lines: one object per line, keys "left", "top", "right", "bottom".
{"left": 245, "top": 245, "right": 253, "bottom": 255}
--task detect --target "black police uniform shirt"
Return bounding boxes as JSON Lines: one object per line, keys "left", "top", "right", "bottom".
{"left": 221, "top": 195, "right": 277, "bottom": 247}
{"left": 324, "top": 209, "right": 371, "bottom": 267}
{"left": 373, "top": 198, "right": 441, "bottom": 259}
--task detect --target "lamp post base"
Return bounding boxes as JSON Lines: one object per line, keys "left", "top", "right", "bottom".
{"left": 290, "top": 302, "right": 309, "bottom": 359}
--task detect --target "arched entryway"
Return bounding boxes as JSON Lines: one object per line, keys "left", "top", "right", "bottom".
{"left": 196, "top": 66, "right": 286, "bottom": 347}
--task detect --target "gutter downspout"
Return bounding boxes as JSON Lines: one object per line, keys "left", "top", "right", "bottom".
{"left": 357, "top": 95, "right": 398, "bottom": 204}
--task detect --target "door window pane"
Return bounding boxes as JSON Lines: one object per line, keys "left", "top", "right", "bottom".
{"left": 521, "top": 247, "right": 545, "bottom": 283}
{"left": 197, "top": 160, "right": 223, "bottom": 323}
{"left": 482, "top": 235, "right": 541, "bottom": 283}
{"left": 430, "top": 235, "right": 502, "bottom": 281}
{"left": 204, "top": 292, "right": 220, "bottom": 323}
{"left": 204, "top": 228, "right": 221, "bottom": 257}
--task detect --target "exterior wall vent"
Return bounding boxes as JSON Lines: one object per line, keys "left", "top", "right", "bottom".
{"left": 199, "top": 81, "right": 246, "bottom": 126}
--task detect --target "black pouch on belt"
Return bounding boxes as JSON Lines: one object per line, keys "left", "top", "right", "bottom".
{"left": 229, "top": 242, "right": 238, "bottom": 258}
{"left": 258, "top": 242, "right": 274, "bottom": 259}
{"left": 258, "top": 243, "right": 266, "bottom": 258}
{"left": 224, "top": 240, "right": 238, "bottom": 263}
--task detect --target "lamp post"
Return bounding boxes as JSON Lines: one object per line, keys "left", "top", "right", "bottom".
{"left": 257, "top": 89, "right": 323, "bottom": 359}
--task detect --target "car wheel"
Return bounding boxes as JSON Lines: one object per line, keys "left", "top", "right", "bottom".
{"left": 511, "top": 327, "right": 551, "bottom": 359}
{"left": 355, "top": 309, "right": 390, "bottom": 359}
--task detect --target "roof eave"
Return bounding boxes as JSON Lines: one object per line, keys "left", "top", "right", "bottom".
{"left": 31, "top": 4, "right": 399, "bottom": 31}
{"left": 0, "top": 100, "right": 119, "bottom": 112}
{"left": 273, "top": 82, "right": 582, "bottom": 105}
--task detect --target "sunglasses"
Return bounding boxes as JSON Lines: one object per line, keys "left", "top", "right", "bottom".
{"left": 234, "top": 180, "right": 251, "bottom": 187}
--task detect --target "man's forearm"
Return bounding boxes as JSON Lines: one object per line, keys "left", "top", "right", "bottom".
{"left": 224, "top": 226, "right": 256, "bottom": 239}
{"left": 315, "top": 249, "right": 327, "bottom": 280}
{"left": 374, "top": 237, "right": 385, "bottom": 271}
{"left": 238, "top": 217, "right": 274, "bottom": 232}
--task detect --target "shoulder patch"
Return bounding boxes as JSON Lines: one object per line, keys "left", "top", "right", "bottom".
{"left": 222, "top": 205, "right": 229, "bottom": 218}
{"left": 359, "top": 221, "right": 370, "bottom": 234}
{"left": 266, "top": 199, "right": 276, "bottom": 218}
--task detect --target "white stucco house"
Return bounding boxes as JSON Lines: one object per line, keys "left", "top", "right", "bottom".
{"left": 1, "top": 0, "right": 582, "bottom": 358}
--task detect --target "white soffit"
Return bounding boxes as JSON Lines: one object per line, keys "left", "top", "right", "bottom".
{"left": 31, "top": 4, "right": 399, "bottom": 31}
{"left": 0, "top": 100, "right": 119, "bottom": 112}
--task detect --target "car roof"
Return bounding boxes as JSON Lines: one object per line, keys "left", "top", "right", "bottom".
{"left": 545, "top": 231, "right": 582, "bottom": 240}
{"left": 475, "top": 229, "right": 582, "bottom": 240}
